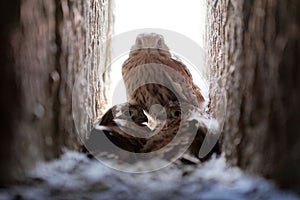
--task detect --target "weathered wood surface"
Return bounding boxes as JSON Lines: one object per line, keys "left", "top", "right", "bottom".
{"left": 207, "top": 0, "right": 300, "bottom": 191}
{"left": 0, "top": 0, "right": 112, "bottom": 184}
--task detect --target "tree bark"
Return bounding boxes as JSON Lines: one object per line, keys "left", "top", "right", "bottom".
{"left": 207, "top": 0, "right": 300, "bottom": 191}
{"left": 0, "top": 0, "right": 21, "bottom": 185}
{"left": 0, "top": 0, "right": 112, "bottom": 184}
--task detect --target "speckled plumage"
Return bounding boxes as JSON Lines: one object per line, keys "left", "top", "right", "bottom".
{"left": 122, "top": 33, "right": 204, "bottom": 112}
{"left": 140, "top": 102, "right": 211, "bottom": 161}
{"left": 85, "top": 102, "right": 219, "bottom": 163}
{"left": 84, "top": 103, "right": 151, "bottom": 163}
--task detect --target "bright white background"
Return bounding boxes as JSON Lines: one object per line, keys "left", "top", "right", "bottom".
{"left": 113, "top": 0, "right": 206, "bottom": 47}
{"left": 107, "top": 0, "right": 207, "bottom": 107}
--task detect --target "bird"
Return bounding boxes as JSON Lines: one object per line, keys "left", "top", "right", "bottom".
{"left": 84, "top": 101, "right": 220, "bottom": 164}
{"left": 84, "top": 103, "right": 152, "bottom": 162}
{"left": 99, "top": 102, "right": 148, "bottom": 127}
{"left": 139, "top": 102, "right": 219, "bottom": 162}
{"left": 122, "top": 33, "right": 204, "bottom": 113}
{"left": 140, "top": 102, "right": 206, "bottom": 161}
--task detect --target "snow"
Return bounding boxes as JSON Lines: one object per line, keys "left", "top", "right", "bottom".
{"left": 0, "top": 150, "right": 298, "bottom": 200}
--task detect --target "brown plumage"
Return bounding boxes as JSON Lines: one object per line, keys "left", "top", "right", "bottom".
{"left": 140, "top": 102, "right": 212, "bottom": 162}
{"left": 84, "top": 103, "right": 151, "bottom": 162}
{"left": 122, "top": 33, "right": 204, "bottom": 112}
{"left": 84, "top": 102, "right": 219, "bottom": 163}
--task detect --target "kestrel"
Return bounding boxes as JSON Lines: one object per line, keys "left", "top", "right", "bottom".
{"left": 122, "top": 33, "right": 204, "bottom": 113}
{"left": 84, "top": 103, "right": 151, "bottom": 161}
{"left": 84, "top": 103, "right": 219, "bottom": 163}
{"left": 140, "top": 102, "right": 218, "bottom": 162}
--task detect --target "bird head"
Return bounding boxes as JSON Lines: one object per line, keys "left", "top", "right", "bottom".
{"left": 130, "top": 33, "right": 171, "bottom": 57}
{"left": 113, "top": 103, "right": 148, "bottom": 126}
{"left": 144, "top": 102, "right": 182, "bottom": 131}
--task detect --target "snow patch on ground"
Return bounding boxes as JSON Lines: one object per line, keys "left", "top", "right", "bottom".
{"left": 0, "top": 150, "right": 298, "bottom": 200}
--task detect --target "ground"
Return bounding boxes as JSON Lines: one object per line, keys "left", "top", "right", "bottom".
{"left": 0, "top": 150, "right": 298, "bottom": 200}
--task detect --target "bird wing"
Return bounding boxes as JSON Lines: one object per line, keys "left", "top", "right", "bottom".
{"left": 113, "top": 119, "right": 152, "bottom": 138}
{"left": 159, "top": 57, "right": 205, "bottom": 105}
{"left": 94, "top": 124, "right": 146, "bottom": 152}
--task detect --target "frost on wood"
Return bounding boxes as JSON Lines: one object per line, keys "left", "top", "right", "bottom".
{"left": 207, "top": 0, "right": 300, "bottom": 191}
{"left": 0, "top": 0, "right": 112, "bottom": 184}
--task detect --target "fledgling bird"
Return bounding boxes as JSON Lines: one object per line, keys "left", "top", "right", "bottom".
{"left": 140, "top": 102, "right": 220, "bottom": 162}
{"left": 84, "top": 103, "right": 219, "bottom": 164}
{"left": 99, "top": 103, "right": 148, "bottom": 127}
{"left": 122, "top": 33, "right": 204, "bottom": 113}
{"left": 84, "top": 103, "right": 152, "bottom": 162}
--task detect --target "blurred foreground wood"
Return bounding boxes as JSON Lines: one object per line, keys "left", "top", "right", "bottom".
{"left": 207, "top": 0, "right": 300, "bottom": 191}
{"left": 0, "top": 0, "right": 111, "bottom": 184}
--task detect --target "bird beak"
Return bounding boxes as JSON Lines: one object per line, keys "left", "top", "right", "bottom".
{"left": 143, "top": 111, "right": 158, "bottom": 130}
{"left": 94, "top": 125, "right": 112, "bottom": 132}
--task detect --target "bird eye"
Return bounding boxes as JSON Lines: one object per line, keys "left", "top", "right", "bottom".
{"left": 170, "top": 109, "right": 181, "bottom": 118}
{"left": 130, "top": 109, "right": 137, "bottom": 117}
{"left": 136, "top": 38, "right": 143, "bottom": 48}
{"left": 157, "top": 38, "right": 163, "bottom": 48}
{"left": 123, "top": 109, "right": 131, "bottom": 117}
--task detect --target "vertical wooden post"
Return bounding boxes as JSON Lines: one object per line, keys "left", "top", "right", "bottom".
{"left": 0, "top": 0, "right": 112, "bottom": 184}
{"left": 207, "top": 0, "right": 300, "bottom": 191}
